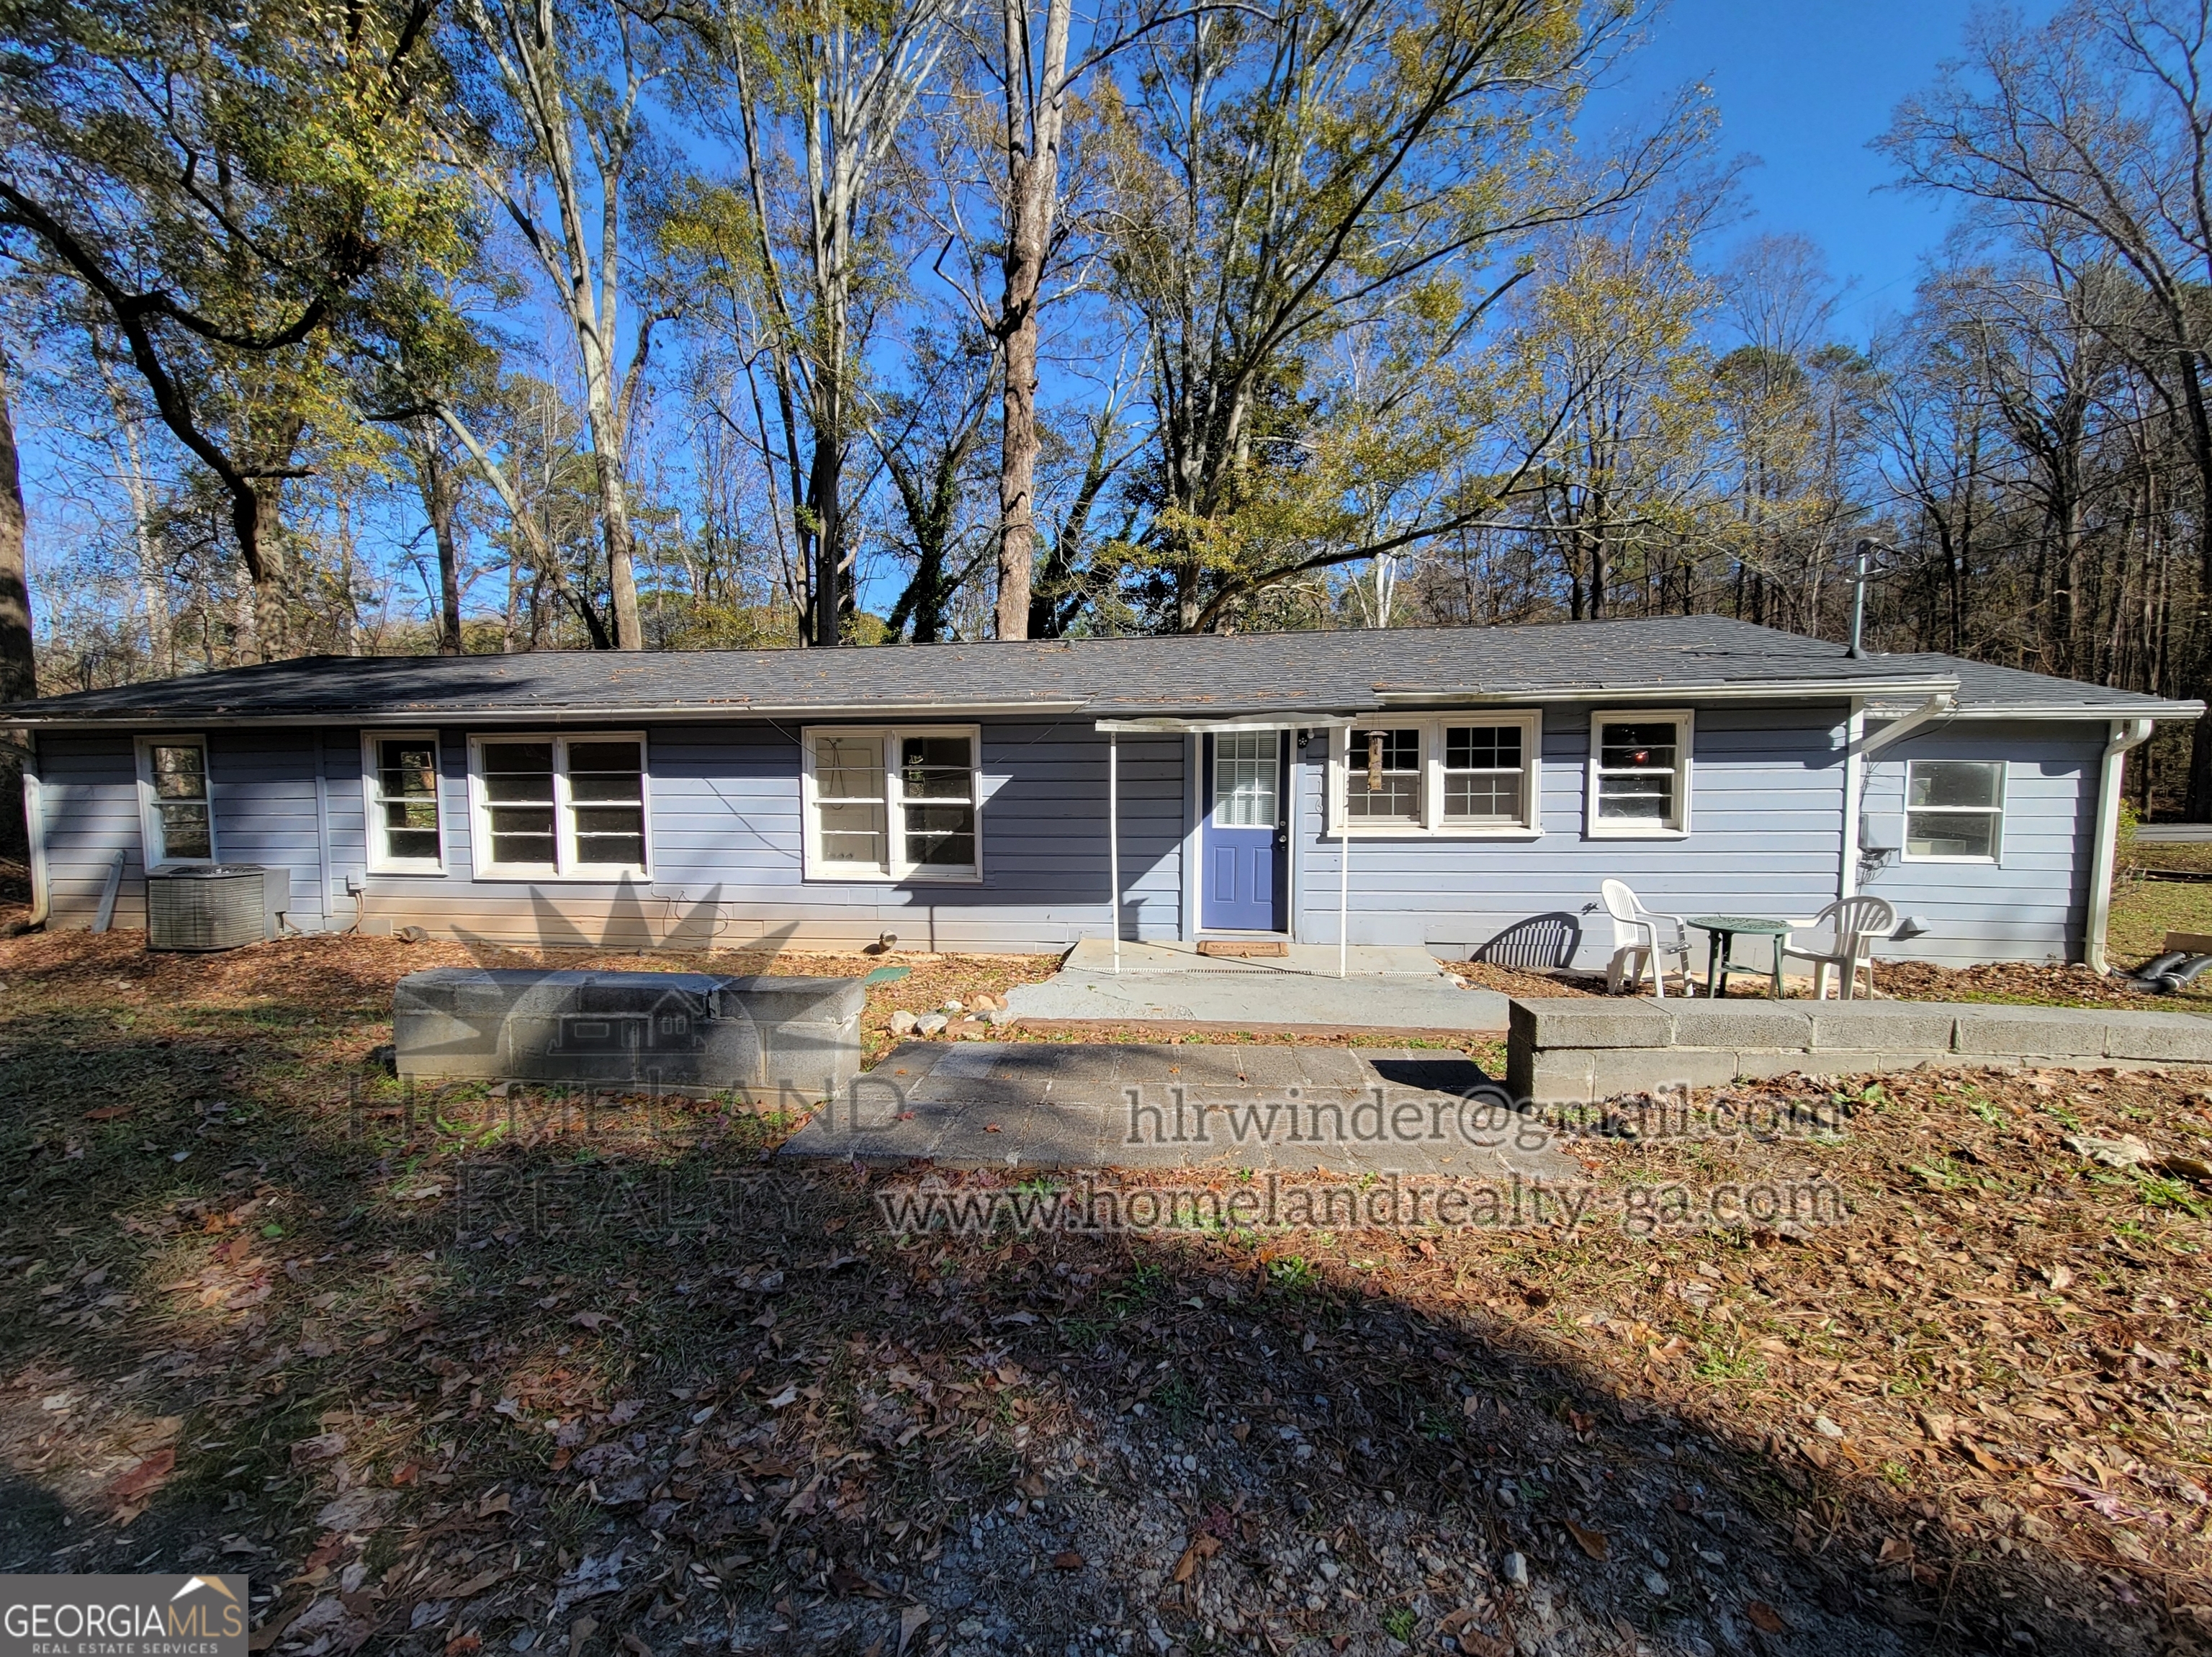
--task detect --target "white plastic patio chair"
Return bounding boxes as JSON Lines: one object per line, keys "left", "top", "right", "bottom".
{"left": 1777, "top": 896, "right": 1897, "bottom": 1000}
{"left": 1600, "top": 879, "right": 1694, "bottom": 998}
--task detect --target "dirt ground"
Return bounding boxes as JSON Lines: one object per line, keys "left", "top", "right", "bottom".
{"left": 4, "top": 923, "right": 2212, "bottom": 1657}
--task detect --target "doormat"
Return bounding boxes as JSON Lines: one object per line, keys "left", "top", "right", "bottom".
{"left": 1197, "top": 938, "right": 1289, "bottom": 958}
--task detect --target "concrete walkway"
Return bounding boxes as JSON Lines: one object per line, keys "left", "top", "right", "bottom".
{"left": 781, "top": 1041, "right": 1576, "bottom": 1179}
{"left": 1002, "top": 938, "right": 1511, "bottom": 1032}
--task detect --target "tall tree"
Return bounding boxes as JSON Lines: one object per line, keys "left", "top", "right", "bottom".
{"left": 1881, "top": 0, "right": 2212, "bottom": 807}
{"left": 672, "top": 0, "right": 961, "bottom": 645}
{"left": 0, "top": 0, "right": 462, "bottom": 657}
{"left": 452, "top": 0, "right": 675, "bottom": 650}
{"left": 1100, "top": 0, "right": 1699, "bottom": 631}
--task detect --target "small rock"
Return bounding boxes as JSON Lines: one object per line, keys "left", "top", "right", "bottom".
{"left": 1647, "top": 1549, "right": 1669, "bottom": 1569}
{"left": 1503, "top": 1552, "right": 1529, "bottom": 1587}
{"left": 2064, "top": 1132, "right": 2152, "bottom": 1169}
{"left": 971, "top": 992, "right": 1001, "bottom": 1012}
{"left": 1642, "top": 1570, "right": 1670, "bottom": 1597}
{"left": 985, "top": 1006, "right": 1016, "bottom": 1026}
{"left": 1812, "top": 1414, "right": 1844, "bottom": 1439}
{"left": 942, "top": 1000, "right": 965, "bottom": 1015}
{"left": 917, "top": 1013, "right": 949, "bottom": 1036}
{"left": 889, "top": 1009, "right": 920, "bottom": 1036}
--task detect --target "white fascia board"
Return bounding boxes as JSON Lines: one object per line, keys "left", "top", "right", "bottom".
{"left": 1372, "top": 675, "right": 1959, "bottom": 705}
{"left": 14, "top": 698, "right": 1092, "bottom": 729}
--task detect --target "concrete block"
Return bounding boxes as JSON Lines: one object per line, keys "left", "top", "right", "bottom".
{"left": 1666, "top": 1002, "right": 1815, "bottom": 1051}
{"left": 1586, "top": 1047, "right": 1737, "bottom": 1100}
{"left": 1509, "top": 998, "right": 1673, "bottom": 1050}
{"left": 1766, "top": 1048, "right": 1945, "bottom": 1078}
{"left": 1951, "top": 1005, "right": 2112, "bottom": 1058}
{"left": 1806, "top": 1002, "right": 1959, "bottom": 1052}
{"left": 2101, "top": 1012, "right": 2212, "bottom": 1063}
{"left": 394, "top": 968, "right": 865, "bottom": 1095}
{"left": 1509, "top": 1046, "right": 1594, "bottom": 1105}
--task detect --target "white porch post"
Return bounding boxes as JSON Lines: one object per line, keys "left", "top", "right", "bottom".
{"left": 1109, "top": 731, "right": 1121, "bottom": 974}
{"left": 1339, "top": 804, "right": 1350, "bottom": 979}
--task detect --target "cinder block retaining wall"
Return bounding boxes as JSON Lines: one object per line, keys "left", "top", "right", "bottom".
{"left": 1506, "top": 998, "right": 2212, "bottom": 1104}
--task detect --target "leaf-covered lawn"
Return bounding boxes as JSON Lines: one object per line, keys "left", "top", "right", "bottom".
{"left": 2, "top": 923, "right": 2211, "bottom": 1657}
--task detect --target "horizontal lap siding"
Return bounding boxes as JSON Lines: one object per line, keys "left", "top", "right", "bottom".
{"left": 37, "top": 734, "right": 143, "bottom": 929}
{"left": 1858, "top": 720, "right": 2097, "bottom": 966}
{"left": 1292, "top": 704, "right": 1849, "bottom": 968}
{"left": 356, "top": 721, "right": 1182, "bottom": 953}
{"left": 209, "top": 730, "right": 332, "bottom": 929}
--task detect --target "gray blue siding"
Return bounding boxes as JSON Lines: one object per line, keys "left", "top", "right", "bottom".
{"left": 1286, "top": 704, "right": 1851, "bottom": 969}
{"left": 1857, "top": 719, "right": 2099, "bottom": 967}
{"left": 26, "top": 704, "right": 2108, "bottom": 967}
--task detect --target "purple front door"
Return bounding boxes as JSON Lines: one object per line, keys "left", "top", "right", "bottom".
{"left": 1201, "top": 731, "right": 1282, "bottom": 932}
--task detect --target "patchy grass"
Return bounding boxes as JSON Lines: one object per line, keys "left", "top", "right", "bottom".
{"left": 4, "top": 925, "right": 2212, "bottom": 1657}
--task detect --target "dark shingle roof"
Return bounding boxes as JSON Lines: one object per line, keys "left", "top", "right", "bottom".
{"left": 3, "top": 616, "right": 2197, "bottom": 725}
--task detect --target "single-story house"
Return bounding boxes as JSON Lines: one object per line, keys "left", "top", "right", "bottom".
{"left": 5, "top": 616, "right": 2198, "bottom": 971}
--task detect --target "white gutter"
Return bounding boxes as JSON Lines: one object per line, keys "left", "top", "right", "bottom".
{"left": 13, "top": 698, "right": 1093, "bottom": 729}
{"left": 1094, "top": 714, "right": 1359, "bottom": 734}
{"left": 1373, "top": 676, "right": 1959, "bottom": 706}
{"left": 2085, "top": 717, "right": 2155, "bottom": 974}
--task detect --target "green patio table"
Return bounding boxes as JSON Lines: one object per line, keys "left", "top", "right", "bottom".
{"left": 1686, "top": 915, "right": 1789, "bottom": 1000}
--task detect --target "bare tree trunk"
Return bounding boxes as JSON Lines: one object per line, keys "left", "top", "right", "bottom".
{"left": 0, "top": 369, "right": 31, "bottom": 702}
{"left": 412, "top": 424, "right": 466, "bottom": 654}
{"left": 992, "top": 0, "right": 1074, "bottom": 640}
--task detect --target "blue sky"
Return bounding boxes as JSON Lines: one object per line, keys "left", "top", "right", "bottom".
{"left": 1591, "top": 0, "right": 2059, "bottom": 340}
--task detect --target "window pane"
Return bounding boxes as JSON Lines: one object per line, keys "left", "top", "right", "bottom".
{"left": 1214, "top": 732, "right": 1278, "bottom": 827}
{"left": 821, "top": 801, "right": 887, "bottom": 866}
{"left": 1446, "top": 726, "right": 1521, "bottom": 771}
{"left": 1445, "top": 773, "right": 1521, "bottom": 822}
{"left": 818, "top": 737, "right": 884, "bottom": 802}
{"left": 378, "top": 742, "right": 436, "bottom": 799}
{"left": 904, "top": 802, "right": 976, "bottom": 868}
{"left": 1907, "top": 812, "right": 1997, "bottom": 858}
{"left": 481, "top": 742, "right": 554, "bottom": 805}
{"left": 1346, "top": 728, "right": 1420, "bottom": 824}
{"left": 901, "top": 735, "right": 974, "bottom": 799}
{"left": 488, "top": 805, "right": 556, "bottom": 866}
{"left": 1909, "top": 760, "right": 2000, "bottom": 810}
{"left": 158, "top": 802, "right": 211, "bottom": 860}
{"left": 150, "top": 744, "right": 207, "bottom": 801}
{"left": 1598, "top": 773, "right": 1674, "bottom": 820}
{"left": 1599, "top": 724, "right": 1676, "bottom": 772}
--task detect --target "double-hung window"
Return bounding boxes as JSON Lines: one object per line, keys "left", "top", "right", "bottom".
{"left": 1588, "top": 710, "right": 1692, "bottom": 836}
{"left": 467, "top": 734, "right": 649, "bottom": 878}
{"left": 1330, "top": 714, "right": 1540, "bottom": 835}
{"left": 136, "top": 735, "right": 215, "bottom": 866}
{"left": 802, "top": 726, "right": 982, "bottom": 880}
{"left": 1904, "top": 760, "right": 2004, "bottom": 861}
{"left": 363, "top": 732, "right": 445, "bottom": 873}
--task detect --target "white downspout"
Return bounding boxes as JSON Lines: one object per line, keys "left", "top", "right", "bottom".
{"left": 19, "top": 737, "right": 48, "bottom": 931}
{"left": 2085, "top": 717, "right": 2154, "bottom": 974}
{"left": 1338, "top": 766, "right": 1350, "bottom": 979}
{"left": 1838, "top": 701, "right": 1865, "bottom": 901}
{"left": 1108, "top": 731, "right": 1120, "bottom": 975}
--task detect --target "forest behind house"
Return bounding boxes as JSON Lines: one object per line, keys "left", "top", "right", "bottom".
{"left": 4, "top": 0, "right": 2212, "bottom": 810}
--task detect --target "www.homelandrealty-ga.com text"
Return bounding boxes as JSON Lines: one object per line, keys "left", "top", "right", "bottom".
{"left": 871, "top": 1173, "right": 1848, "bottom": 1237}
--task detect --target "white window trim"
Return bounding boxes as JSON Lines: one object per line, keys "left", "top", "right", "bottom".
{"left": 1326, "top": 713, "right": 1543, "bottom": 838}
{"left": 465, "top": 732, "right": 652, "bottom": 881}
{"left": 1901, "top": 758, "right": 2007, "bottom": 864}
{"left": 1586, "top": 709, "right": 1694, "bottom": 840}
{"left": 134, "top": 733, "right": 217, "bottom": 868}
{"left": 361, "top": 729, "right": 447, "bottom": 875}
{"left": 801, "top": 724, "right": 985, "bottom": 883}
